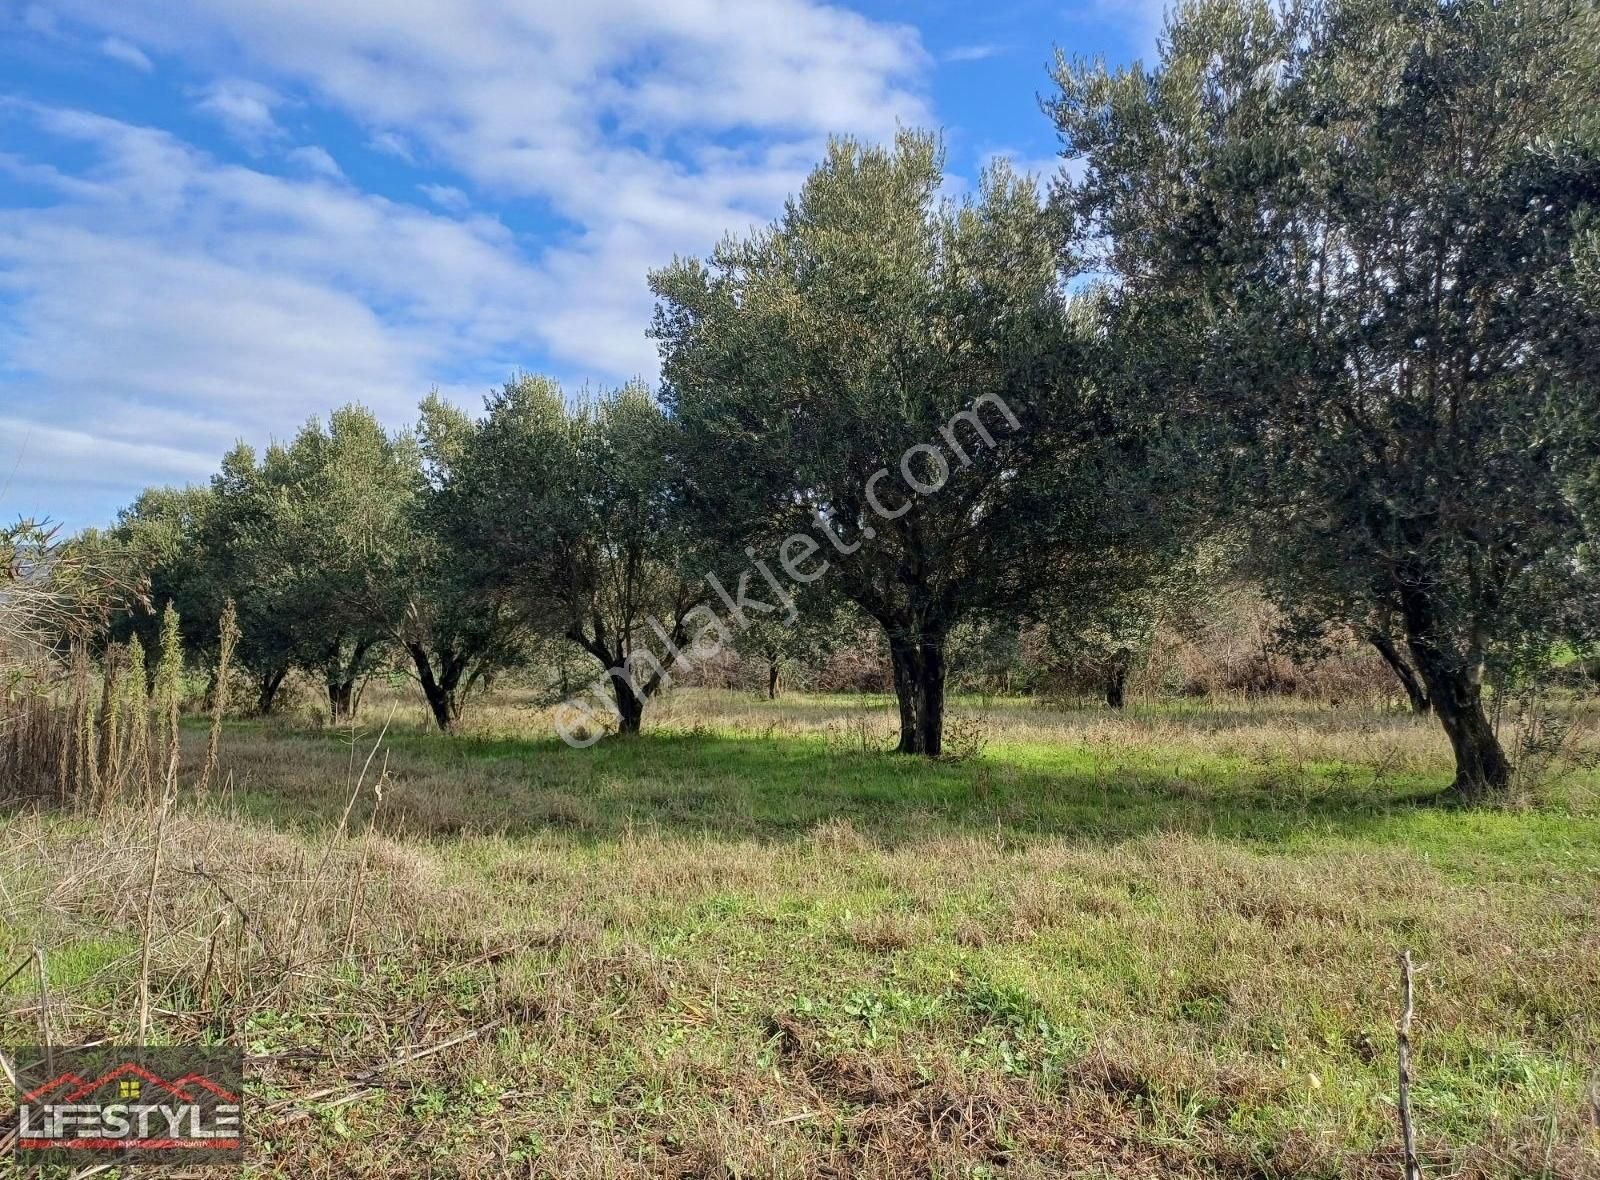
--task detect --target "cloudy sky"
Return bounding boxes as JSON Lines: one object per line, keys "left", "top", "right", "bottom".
{"left": 0, "top": 0, "right": 1160, "bottom": 530}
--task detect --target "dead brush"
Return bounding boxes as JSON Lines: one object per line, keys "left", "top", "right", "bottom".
{"left": 1501, "top": 693, "right": 1600, "bottom": 809}
{"left": 0, "top": 630, "right": 162, "bottom": 814}
{"left": 844, "top": 910, "right": 924, "bottom": 952}
{"left": 939, "top": 713, "right": 989, "bottom": 762}
{"left": 8, "top": 796, "right": 429, "bottom": 1044}
{"left": 0, "top": 599, "right": 417, "bottom": 1097}
{"left": 762, "top": 1013, "right": 1037, "bottom": 1174}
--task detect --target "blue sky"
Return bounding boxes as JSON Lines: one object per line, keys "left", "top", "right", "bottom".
{"left": 0, "top": 0, "right": 1162, "bottom": 531}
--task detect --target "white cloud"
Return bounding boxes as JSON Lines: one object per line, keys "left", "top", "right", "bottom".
{"left": 418, "top": 183, "right": 469, "bottom": 213}
{"left": 367, "top": 130, "right": 416, "bottom": 164}
{"left": 99, "top": 36, "right": 153, "bottom": 71}
{"left": 43, "top": 0, "right": 932, "bottom": 382}
{"left": 0, "top": 416, "right": 216, "bottom": 489}
{"left": 0, "top": 109, "right": 551, "bottom": 517}
{"left": 3, "top": 0, "right": 935, "bottom": 524}
{"left": 1090, "top": 0, "right": 1168, "bottom": 60}
{"left": 193, "top": 78, "right": 285, "bottom": 150}
{"left": 48, "top": 2, "right": 928, "bottom": 203}
{"left": 286, "top": 144, "right": 344, "bottom": 180}
{"left": 943, "top": 43, "right": 1004, "bottom": 63}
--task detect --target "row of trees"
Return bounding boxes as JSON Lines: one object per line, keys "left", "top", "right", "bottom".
{"left": 91, "top": 0, "right": 1598, "bottom": 802}
{"left": 100, "top": 390, "right": 668, "bottom": 734}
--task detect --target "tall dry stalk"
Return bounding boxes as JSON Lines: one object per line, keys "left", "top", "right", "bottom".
{"left": 1397, "top": 950, "right": 1421, "bottom": 1180}
{"left": 343, "top": 770, "right": 387, "bottom": 961}
{"left": 153, "top": 603, "right": 183, "bottom": 801}
{"left": 0, "top": 692, "right": 66, "bottom": 802}
{"left": 137, "top": 603, "right": 184, "bottom": 1046}
{"left": 197, "top": 600, "right": 239, "bottom": 800}
{"left": 94, "top": 640, "right": 122, "bottom": 809}
{"left": 121, "top": 636, "right": 152, "bottom": 796}
{"left": 52, "top": 662, "right": 74, "bottom": 804}
{"left": 287, "top": 709, "right": 394, "bottom": 979}
{"left": 71, "top": 645, "right": 100, "bottom": 806}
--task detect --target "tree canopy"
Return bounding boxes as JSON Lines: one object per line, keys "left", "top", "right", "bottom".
{"left": 1049, "top": 0, "right": 1600, "bottom": 799}
{"left": 651, "top": 130, "right": 1179, "bottom": 754}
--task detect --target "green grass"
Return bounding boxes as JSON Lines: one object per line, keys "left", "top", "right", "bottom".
{"left": 3, "top": 690, "right": 1598, "bottom": 1177}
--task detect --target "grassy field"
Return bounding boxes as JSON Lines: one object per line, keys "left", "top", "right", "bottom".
{"left": 3, "top": 690, "right": 1599, "bottom": 1177}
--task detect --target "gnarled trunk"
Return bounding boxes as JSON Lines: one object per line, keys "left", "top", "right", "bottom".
{"left": 1104, "top": 653, "right": 1130, "bottom": 710}
{"left": 1400, "top": 595, "right": 1509, "bottom": 802}
{"left": 568, "top": 612, "right": 696, "bottom": 741}
{"left": 1412, "top": 649, "right": 1510, "bottom": 802}
{"left": 889, "top": 626, "right": 946, "bottom": 756}
{"left": 408, "top": 642, "right": 468, "bottom": 733}
{"left": 613, "top": 678, "right": 646, "bottom": 735}
{"left": 327, "top": 678, "right": 356, "bottom": 723}
{"left": 767, "top": 659, "right": 783, "bottom": 700}
{"left": 325, "top": 638, "right": 373, "bottom": 725}
{"left": 256, "top": 664, "right": 288, "bottom": 716}
{"left": 571, "top": 633, "right": 649, "bottom": 736}
{"left": 1369, "top": 630, "right": 1430, "bottom": 715}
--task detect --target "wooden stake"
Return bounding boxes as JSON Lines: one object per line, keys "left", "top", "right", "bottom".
{"left": 1397, "top": 950, "right": 1421, "bottom": 1180}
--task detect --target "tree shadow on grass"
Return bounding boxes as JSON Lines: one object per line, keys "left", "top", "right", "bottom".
{"left": 230, "top": 724, "right": 1451, "bottom": 849}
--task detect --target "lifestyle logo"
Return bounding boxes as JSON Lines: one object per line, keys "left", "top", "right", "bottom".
{"left": 10, "top": 1045, "right": 244, "bottom": 1164}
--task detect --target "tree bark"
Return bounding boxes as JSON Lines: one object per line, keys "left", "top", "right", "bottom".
{"left": 407, "top": 642, "right": 467, "bottom": 733}
{"left": 1105, "top": 653, "right": 1130, "bottom": 710}
{"left": 1400, "top": 595, "right": 1510, "bottom": 801}
{"left": 327, "top": 678, "right": 356, "bottom": 723}
{"left": 889, "top": 626, "right": 946, "bottom": 756}
{"left": 325, "top": 639, "right": 372, "bottom": 724}
{"left": 891, "top": 638, "right": 917, "bottom": 751}
{"left": 569, "top": 609, "right": 696, "bottom": 739}
{"left": 1420, "top": 659, "right": 1510, "bottom": 802}
{"left": 1370, "top": 631, "right": 1430, "bottom": 715}
{"left": 613, "top": 678, "right": 645, "bottom": 735}
{"left": 767, "top": 659, "right": 783, "bottom": 700}
{"left": 255, "top": 665, "right": 287, "bottom": 716}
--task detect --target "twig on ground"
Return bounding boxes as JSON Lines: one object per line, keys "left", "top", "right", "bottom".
{"left": 34, "top": 945, "right": 52, "bottom": 1074}
{"left": 0, "top": 952, "right": 33, "bottom": 995}
{"left": 266, "top": 1017, "right": 506, "bottom": 1117}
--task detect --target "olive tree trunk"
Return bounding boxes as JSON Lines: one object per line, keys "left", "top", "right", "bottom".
{"left": 889, "top": 627, "right": 946, "bottom": 756}
{"left": 325, "top": 638, "right": 373, "bottom": 724}
{"left": 1104, "top": 653, "right": 1130, "bottom": 710}
{"left": 1400, "top": 597, "right": 1510, "bottom": 801}
{"left": 407, "top": 642, "right": 469, "bottom": 733}
{"left": 255, "top": 664, "right": 288, "bottom": 716}
{"left": 1369, "top": 631, "right": 1430, "bottom": 716}
{"left": 612, "top": 678, "right": 646, "bottom": 735}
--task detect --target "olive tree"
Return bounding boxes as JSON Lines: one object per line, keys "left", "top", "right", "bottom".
{"left": 652, "top": 132, "right": 1163, "bottom": 756}
{"left": 104, "top": 486, "right": 224, "bottom": 668}
{"left": 398, "top": 394, "right": 531, "bottom": 731}
{"left": 736, "top": 600, "right": 859, "bottom": 700}
{"left": 1050, "top": 0, "right": 1600, "bottom": 799}
{"left": 252, "top": 406, "right": 419, "bottom": 722}
{"left": 443, "top": 377, "right": 707, "bottom": 735}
